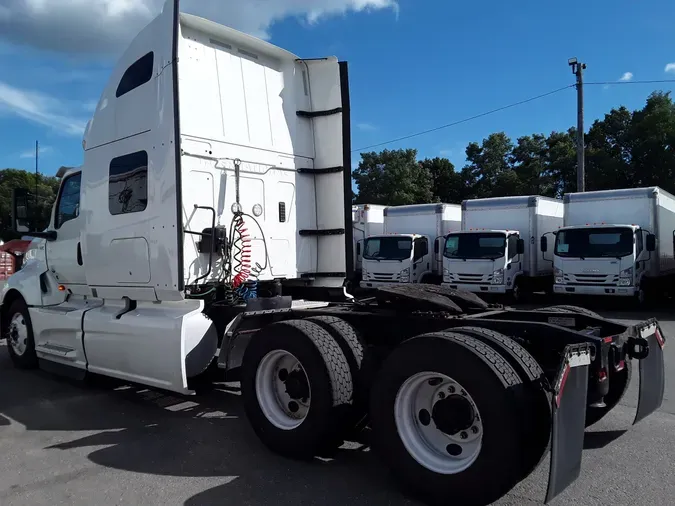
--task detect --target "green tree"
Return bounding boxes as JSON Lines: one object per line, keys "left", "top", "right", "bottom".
{"left": 463, "top": 132, "right": 515, "bottom": 197}
{"left": 585, "top": 106, "right": 633, "bottom": 191}
{"left": 352, "top": 149, "right": 434, "bottom": 205}
{"left": 420, "top": 157, "right": 463, "bottom": 203}
{"left": 629, "top": 91, "right": 675, "bottom": 191}
{"left": 543, "top": 129, "right": 577, "bottom": 197}
{"left": 0, "top": 168, "right": 60, "bottom": 242}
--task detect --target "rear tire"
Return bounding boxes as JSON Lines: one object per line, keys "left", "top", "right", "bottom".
{"left": 2, "top": 298, "right": 38, "bottom": 369}
{"left": 370, "top": 332, "right": 526, "bottom": 506}
{"left": 241, "top": 319, "right": 354, "bottom": 460}
{"left": 305, "top": 316, "right": 369, "bottom": 431}
{"left": 450, "top": 326, "right": 551, "bottom": 479}
{"left": 535, "top": 304, "right": 601, "bottom": 319}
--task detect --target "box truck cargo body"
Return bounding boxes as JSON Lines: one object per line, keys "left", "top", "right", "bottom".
{"left": 352, "top": 204, "right": 385, "bottom": 279}
{"left": 549, "top": 187, "right": 675, "bottom": 302}
{"left": 443, "top": 196, "right": 564, "bottom": 300}
{"left": 360, "top": 203, "right": 461, "bottom": 287}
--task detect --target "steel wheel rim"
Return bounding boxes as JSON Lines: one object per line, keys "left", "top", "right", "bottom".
{"left": 394, "top": 372, "right": 483, "bottom": 474}
{"left": 255, "top": 349, "right": 311, "bottom": 430}
{"left": 8, "top": 313, "right": 28, "bottom": 357}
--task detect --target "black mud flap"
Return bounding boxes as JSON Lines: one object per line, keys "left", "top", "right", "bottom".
{"left": 632, "top": 319, "right": 666, "bottom": 425}
{"left": 545, "top": 343, "right": 592, "bottom": 504}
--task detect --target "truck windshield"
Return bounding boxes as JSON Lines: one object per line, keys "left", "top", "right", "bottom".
{"left": 363, "top": 237, "right": 412, "bottom": 261}
{"left": 444, "top": 233, "right": 506, "bottom": 260}
{"left": 554, "top": 227, "right": 634, "bottom": 258}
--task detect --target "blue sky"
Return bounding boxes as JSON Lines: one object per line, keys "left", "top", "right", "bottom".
{"left": 1, "top": 0, "right": 674, "bottom": 182}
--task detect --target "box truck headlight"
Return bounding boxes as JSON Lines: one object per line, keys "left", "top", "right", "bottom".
{"left": 400, "top": 268, "right": 410, "bottom": 282}
{"left": 554, "top": 267, "right": 564, "bottom": 284}
{"left": 443, "top": 267, "right": 450, "bottom": 282}
{"left": 492, "top": 268, "right": 504, "bottom": 285}
{"left": 620, "top": 267, "right": 633, "bottom": 278}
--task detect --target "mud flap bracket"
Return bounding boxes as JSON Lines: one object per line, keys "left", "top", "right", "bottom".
{"left": 545, "top": 343, "right": 591, "bottom": 504}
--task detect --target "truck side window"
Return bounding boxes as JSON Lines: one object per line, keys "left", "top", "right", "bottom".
{"left": 116, "top": 52, "right": 154, "bottom": 98}
{"left": 55, "top": 173, "right": 82, "bottom": 229}
{"left": 507, "top": 234, "right": 519, "bottom": 260}
{"left": 413, "top": 238, "right": 428, "bottom": 262}
{"left": 109, "top": 151, "right": 149, "bottom": 215}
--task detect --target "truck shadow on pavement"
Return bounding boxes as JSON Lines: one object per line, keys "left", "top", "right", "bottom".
{"left": 0, "top": 347, "right": 408, "bottom": 505}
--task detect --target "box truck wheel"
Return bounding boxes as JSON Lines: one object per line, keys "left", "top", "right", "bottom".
{"left": 585, "top": 359, "right": 632, "bottom": 427}
{"left": 241, "top": 319, "right": 354, "bottom": 459}
{"left": 369, "top": 332, "right": 526, "bottom": 506}
{"left": 2, "top": 298, "right": 38, "bottom": 369}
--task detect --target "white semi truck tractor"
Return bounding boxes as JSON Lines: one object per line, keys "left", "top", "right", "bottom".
{"left": 0, "top": 2, "right": 666, "bottom": 505}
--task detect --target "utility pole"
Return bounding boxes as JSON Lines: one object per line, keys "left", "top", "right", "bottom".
{"left": 35, "top": 140, "right": 39, "bottom": 229}
{"left": 568, "top": 58, "right": 586, "bottom": 192}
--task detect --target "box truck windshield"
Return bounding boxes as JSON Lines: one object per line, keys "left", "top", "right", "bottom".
{"left": 555, "top": 227, "right": 633, "bottom": 259}
{"left": 444, "top": 233, "right": 506, "bottom": 260}
{"left": 363, "top": 236, "right": 412, "bottom": 261}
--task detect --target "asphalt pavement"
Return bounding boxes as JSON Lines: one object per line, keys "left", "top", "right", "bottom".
{"left": 1, "top": 303, "right": 675, "bottom": 506}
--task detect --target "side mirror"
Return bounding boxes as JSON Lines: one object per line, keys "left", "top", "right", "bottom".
{"left": 11, "top": 187, "right": 57, "bottom": 241}
{"left": 517, "top": 238, "right": 525, "bottom": 255}
{"left": 12, "top": 188, "right": 32, "bottom": 233}
{"left": 356, "top": 240, "right": 362, "bottom": 257}
{"left": 647, "top": 233, "right": 656, "bottom": 252}
{"left": 540, "top": 235, "right": 548, "bottom": 253}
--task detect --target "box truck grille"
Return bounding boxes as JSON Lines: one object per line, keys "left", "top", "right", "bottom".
{"left": 446, "top": 273, "right": 492, "bottom": 284}
{"left": 565, "top": 273, "right": 620, "bottom": 286}
{"left": 366, "top": 272, "right": 400, "bottom": 282}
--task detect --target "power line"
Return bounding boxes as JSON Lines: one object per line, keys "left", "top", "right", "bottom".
{"left": 586, "top": 79, "right": 675, "bottom": 86}
{"left": 351, "top": 85, "right": 574, "bottom": 152}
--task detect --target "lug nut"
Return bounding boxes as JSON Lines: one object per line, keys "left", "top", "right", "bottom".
{"left": 460, "top": 431, "right": 468, "bottom": 440}
{"left": 448, "top": 385, "right": 456, "bottom": 393}
{"left": 460, "top": 390, "right": 467, "bottom": 396}
{"left": 471, "top": 426, "right": 479, "bottom": 434}
{"left": 438, "top": 392, "right": 446, "bottom": 400}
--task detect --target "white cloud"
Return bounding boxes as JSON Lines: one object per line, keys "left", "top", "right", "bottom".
{"left": 665, "top": 63, "right": 675, "bottom": 74}
{"left": 619, "top": 72, "right": 633, "bottom": 82}
{"left": 439, "top": 149, "right": 452, "bottom": 156}
{"left": 356, "top": 122, "right": 376, "bottom": 131}
{"left": 0, "top": 81, "right": 88, "bottom": 136}
{"left": 19, "top": 145, "right": 53, "bottom": 159}
{"left": 0, "top": 0, "right": 398, "bottom": 55}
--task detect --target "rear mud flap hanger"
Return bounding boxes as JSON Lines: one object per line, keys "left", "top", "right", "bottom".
{"left": 546, "top": 320, "right": 666, "bottom": 503}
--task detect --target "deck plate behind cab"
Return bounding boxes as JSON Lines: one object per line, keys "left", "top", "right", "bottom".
{"left": 373, "top": 284, "right": 489, "bottom": 314}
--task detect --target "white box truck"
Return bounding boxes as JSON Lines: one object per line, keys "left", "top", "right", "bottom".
{"left": 352, "top": 204, "right": 385, "bottom": 282}
{"left": 443, "top": 196, "right": 564, "bottom": 301}
{"left": 0, "top": 2, "right": 666, "bottom": 505}
{"left": 547, "top": 187, "right": 675, "bottom": 303}
{"left": 360, "top": 203, "right": 461, "bottom": 287}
